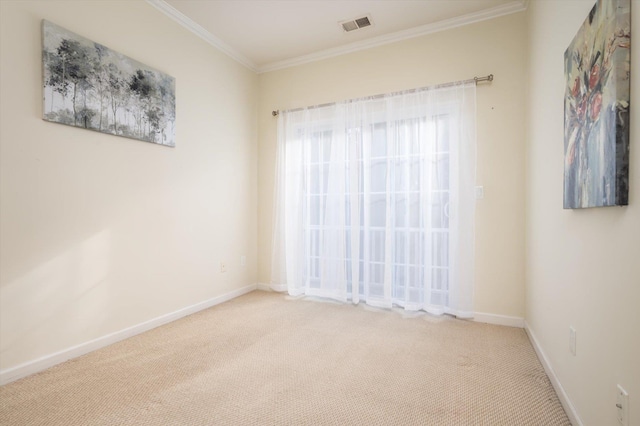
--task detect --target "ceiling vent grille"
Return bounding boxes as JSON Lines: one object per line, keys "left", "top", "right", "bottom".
{"left": 340, "top": 15, "right": 373, "bottom": 33}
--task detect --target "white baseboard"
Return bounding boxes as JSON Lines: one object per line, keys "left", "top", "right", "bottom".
{"left": 257, "top": 282, "right": 287, "bottom": 292}
{"left": 0, "top": 283, "right": 257, "bottom": 386}
{"left": 473, "top": 311, "right": 524, "bottom": 328}
{"left": 254, "top": 288, "right": 524, "bottom": 329}
{"left": 524, "top": 321, "right": 583, "bottom": 426}
{"left": 256, "top": 282, "right": 272, "bottom": 291}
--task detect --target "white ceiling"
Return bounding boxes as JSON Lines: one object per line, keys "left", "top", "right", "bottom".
{"left": 150, "top": 0, "right": 527, "bottom": 72}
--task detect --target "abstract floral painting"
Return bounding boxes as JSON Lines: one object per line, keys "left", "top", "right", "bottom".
{"left": 42, "top": 20, "right": 175, "bottom": 147}
{"left": 564, "top": 0, "right": 631, "bottom": 208}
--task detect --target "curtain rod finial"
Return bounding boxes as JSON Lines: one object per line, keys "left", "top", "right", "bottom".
{"left": 272, "top": 110, "right": 279, "bottom": 117}
{"left": 474, "top": 74, "right": 494, "bottom": 84}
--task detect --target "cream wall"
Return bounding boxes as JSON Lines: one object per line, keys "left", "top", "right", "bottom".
{"left": 5, "top": 2, "right": 636, "bottom": 422}
{"left": 258, "top": 12, "right": 528, "bottom": 318}
{"left": 526, "top": 1, "right": 640, "bottom": 425}
{"left": 0, "top": 0, "right": 258, "bottom": 371}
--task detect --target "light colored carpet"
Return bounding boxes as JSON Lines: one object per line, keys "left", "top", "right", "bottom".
{"left": 0, "top": 291, "right": 570, "bottom": 425}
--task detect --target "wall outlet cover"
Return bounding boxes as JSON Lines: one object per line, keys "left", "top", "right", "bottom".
{"left": 569, "top": 326, "right": 576, "bottom": 356}
{"left": 617, "top": 384, "right": 629, "bottom": 426}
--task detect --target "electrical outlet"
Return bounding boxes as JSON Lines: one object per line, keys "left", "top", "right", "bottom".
{"left": 240, "top": 255, "right": 246, "bottom": 267}
{"left": 617, "top": 385, "right": 629, "bottom": 426}
{"left": 220, "top": 261, "right": 227, "bottom": 273}
{"left": 569, "top": 326, "right": 576, "bottom": 356}
{"left": 475, "top": 186, "right": 484, "bottom": 199}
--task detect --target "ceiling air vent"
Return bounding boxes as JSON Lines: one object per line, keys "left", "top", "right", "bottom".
{"left": 340, "top": 15, "right": 373, "bottom": 33}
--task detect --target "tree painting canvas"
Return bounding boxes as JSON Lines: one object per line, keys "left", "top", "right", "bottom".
{"left": 42, "top": 20, "right": 175, "bottom": 147}
{"left": 564, "top": 0, "right": 630, "bottom": 208}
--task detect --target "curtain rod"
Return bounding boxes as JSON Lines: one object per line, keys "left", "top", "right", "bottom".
{"left": 271, "top": 74, "right": 493, "bottom": 117}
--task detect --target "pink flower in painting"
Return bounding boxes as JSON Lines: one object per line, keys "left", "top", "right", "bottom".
{"left": 589, "top": 64, "right": 600, "bottom": 89}
{"left": 590, "top": 92, "right": 603, "bottom": 120}
{"left": 577, "top": 95, "right": 588, "bottom": 121}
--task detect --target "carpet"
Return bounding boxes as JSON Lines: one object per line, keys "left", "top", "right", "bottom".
{"left": 0, "top": 291, "right": 570, "bottom": 425}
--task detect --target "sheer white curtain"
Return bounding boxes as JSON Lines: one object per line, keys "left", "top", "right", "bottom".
{"left": 271, "top": 82, "right": 476, "bottom": 317}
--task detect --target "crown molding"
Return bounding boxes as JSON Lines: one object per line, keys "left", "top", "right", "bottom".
{"left": 258, "top": 0, "right": 528, "bottom": 73}
{"left": 146, "top": 0, "right": 527, "bottom": 75}
{"left": 145, "top": 0, "right": 257, "bottom": 72}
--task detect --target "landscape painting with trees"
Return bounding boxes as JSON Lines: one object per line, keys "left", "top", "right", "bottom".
{"left": 42, "top": 20, "right": 175, "bottom": 147}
